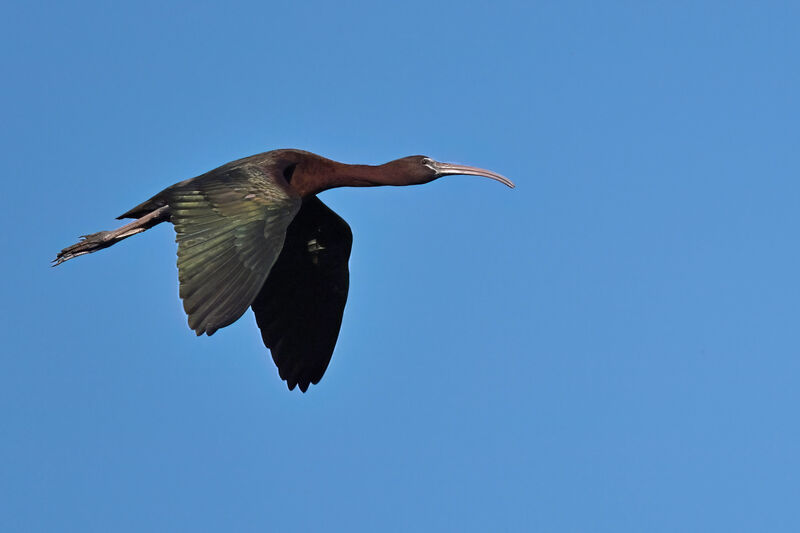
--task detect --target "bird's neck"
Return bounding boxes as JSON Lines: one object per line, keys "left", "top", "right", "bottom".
{"left": 291, "top": 159, "right": 415, "bottom": 197}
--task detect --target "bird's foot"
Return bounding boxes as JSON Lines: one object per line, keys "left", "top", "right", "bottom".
{"left": 52, "top": 231, "right": 114, "bottom": 266}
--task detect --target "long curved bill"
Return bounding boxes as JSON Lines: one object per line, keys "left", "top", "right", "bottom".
{"left": 434, "top": 162, "right": 515, "bottom": 188}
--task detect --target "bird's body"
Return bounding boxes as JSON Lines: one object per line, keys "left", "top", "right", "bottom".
{"left": 55, "top": 149, "right": 513, "bottom": 391}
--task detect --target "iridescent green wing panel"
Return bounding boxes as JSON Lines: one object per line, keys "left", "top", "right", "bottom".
{"left": 168, "top": 164, "right": 301, "bottom": 336}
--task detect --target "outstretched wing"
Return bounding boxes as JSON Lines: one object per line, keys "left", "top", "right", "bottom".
{"left": 250, "top": 196, "right": 353, "bottom": 392}
{"left": 168, "top": 163, "right": 301, "bottom": 336}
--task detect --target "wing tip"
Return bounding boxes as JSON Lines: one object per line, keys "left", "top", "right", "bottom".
{"left": 284, "top": 377, "right": 312, "bottom": 393}
{"left": 190, "top": 324, "right": 218, "bottom": 337}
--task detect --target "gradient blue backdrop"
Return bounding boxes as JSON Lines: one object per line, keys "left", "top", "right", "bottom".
{"left": 2, "top": 1, "right": 799, "bottom": 531}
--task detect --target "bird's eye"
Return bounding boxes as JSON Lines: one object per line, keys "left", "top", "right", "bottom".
{"left": 422, "top": 157, "right": 436, "bottom": 171}
{"left": 283, "top": 163, "right": 297, "bottom": 183}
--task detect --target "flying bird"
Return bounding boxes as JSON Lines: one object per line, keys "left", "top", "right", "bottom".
{"left": 54, "top": 149, "right": 514, "bottom": 391}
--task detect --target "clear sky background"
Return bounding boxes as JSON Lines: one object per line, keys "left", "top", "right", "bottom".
{"left": 2, "top": 1, "right": 799, "bottom": 531}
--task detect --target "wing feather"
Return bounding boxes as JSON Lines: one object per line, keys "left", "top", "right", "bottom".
{"left": 250, "top": 196, "right": 352, "bottom": 392}
{"left": 168, "top": 164, "right": 301, "bottom": 336}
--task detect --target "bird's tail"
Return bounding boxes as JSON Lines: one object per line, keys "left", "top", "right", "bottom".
{"left": 52, "top": 206, "right": 171, "bottom": 266}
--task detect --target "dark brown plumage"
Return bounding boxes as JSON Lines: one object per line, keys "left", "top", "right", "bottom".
{"left": 54, "top": 149, "right": 513, "bottom": 392}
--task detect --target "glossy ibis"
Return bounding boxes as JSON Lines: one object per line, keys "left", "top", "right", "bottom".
{"left": 54, "top": 149, "right": 514, "bottom": 391}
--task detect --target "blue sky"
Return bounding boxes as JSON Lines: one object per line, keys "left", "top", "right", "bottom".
{"left": 2, "top": 1, "right": 799, "bottom": 531}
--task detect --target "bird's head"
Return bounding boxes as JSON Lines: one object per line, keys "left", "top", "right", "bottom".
{"left": 378, "top": 155, "right": 515, "bottom": 188}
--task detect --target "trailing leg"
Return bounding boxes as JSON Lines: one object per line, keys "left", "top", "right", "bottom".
{"left": 53, "top": 206, "right": 171, "bottom": 266}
